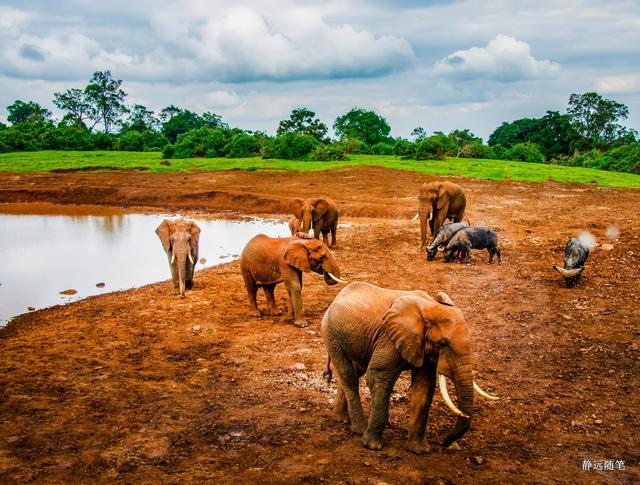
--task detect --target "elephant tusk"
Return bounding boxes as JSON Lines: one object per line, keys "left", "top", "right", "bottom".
{"left": 411, "top": 212, "right": 419, "bottom": 222}
{"left": 188, "top": 253, "right": 194, "bottom": 265}
{"left": 171, "top": 252, "right": 175, "bottom": 265}
{"left": 428, "top": 211, "right": 433, "bottom": 222}
{"left": 327, "top": 272, "right": 348, "bottom": 284}
{"left": 473, "top": 381, "right": 499, "bottom": 400}
{"left": 438, "top": 374, "right": 469, "bottom": 418}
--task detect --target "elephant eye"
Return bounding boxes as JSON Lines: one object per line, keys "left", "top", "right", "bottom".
{"left": 437, "top": 339, "right": 448, "bottom": 349}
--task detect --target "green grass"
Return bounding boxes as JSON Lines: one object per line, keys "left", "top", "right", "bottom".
{"left": 1, "top": 150, "right": 639, "bottom": 188}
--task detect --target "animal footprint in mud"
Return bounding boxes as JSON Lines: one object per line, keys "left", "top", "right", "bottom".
{"left": 59, "top": 289, "right": 78, "bottom": 295}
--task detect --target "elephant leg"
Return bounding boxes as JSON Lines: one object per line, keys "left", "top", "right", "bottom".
{"left": 330, "top": 351, "right": 367, "bottom": 434}
{"left": 186, "top": 261, "right": 195, "bottom": 289}
{"left": 362, "top": 368, "right": 400, "bottom": 451}
{"left": 284, "top": 276, "right": 308, "bottom": 327}
{"left": 169, "top": 258, "right": 179, "bottom": 289}
{"left": 405, "top": 367, "right": 436, "bottom": 454}
{"left": 263, "top": 284, "right": 281, "bottom": 316}
{"left": 333, "top": 383, "right": 349, "bottom": 424}
{"left": 330, "top": 223, "right": 337, "bottom": 248}
{"left": 322, "top": 229, "right": 330, "bottom": 247}
{"left": 242, "top": 271, "right": 261, "bottom": 317}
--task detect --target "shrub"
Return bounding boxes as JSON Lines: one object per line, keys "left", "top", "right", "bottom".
{"left": 262, "top": 133, "right": 318, "bottom": 159}
{"left": 312, "top": 144, "right": 347, "bottom": 161}
{"left": 507, "top": 142, "right": 545, "bottom": 163}
{"left": 371, "top": 142, "right": 394, "bottom": 155}
{"left": 393, "top": 138, "right": 415, "bottom": 157}
{"left": 169, "top": 127, "right": 230, "bottom": 158}
{"left": 42, "top": 125, "right": 94, "bottom": 151}
{"left": 339, "top": 138, "right": 371, "bottom": 154}
{"left": 92, "top": 132, "right": 115, "bottom": 150}
{"left": 224, "top": 133, "right": 262, "bottom": 158}
{"left": 116, "top": 130, "right": 145, "bottom": 151}
{"left": 459, "top": 141, "right": 495, "bottom": 159}
{"left": 162, "top": 144, "right": 176, "bottom": 159}
{"left": 415, "top": 134, "right": 448, "bottom": 160}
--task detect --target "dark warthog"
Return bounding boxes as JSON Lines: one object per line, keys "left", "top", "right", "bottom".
{"left": 426, "top": 222, "right": 468, "bottom": 261}
{"left": 444, "top": 227, "right": 501, "bottom": 264}
{"left": 552, "top": 237, "right": 590, "bottom": 287}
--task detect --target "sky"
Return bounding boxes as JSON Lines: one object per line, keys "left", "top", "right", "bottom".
{"left": 1, "top": 0, "right": 639, "bottom": 140}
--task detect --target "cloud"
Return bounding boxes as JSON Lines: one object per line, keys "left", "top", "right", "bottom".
{"left": 595, "top": 74, "right": 640, "bottom": 94}
{"left": 434, "top": 34, "right": 561, "bottom": 82}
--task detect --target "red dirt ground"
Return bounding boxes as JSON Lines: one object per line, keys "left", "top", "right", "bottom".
{"left": 0, "top": 167, "right": 638, "bottom": 484}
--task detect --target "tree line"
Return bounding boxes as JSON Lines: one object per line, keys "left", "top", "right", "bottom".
{"left": 0, "top": 70, "right": 638, "bottom": 174}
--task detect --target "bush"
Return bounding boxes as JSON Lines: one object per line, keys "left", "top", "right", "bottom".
{"left": 312, "top": 144, "right": 347, "bottom": 161}
{"left": 393, "top": 138, "right": 415, "bottom": 157}
{"left": 42, "top": 125, "right": 94, "bottom": 151}
{"left": 262, "top": 133, "right": 318, "bottom": 159}
{"left": 92, "top": 132, "right": 115, "bottom": 150}
{"left": 116, "top": 130, "right": 145, "bottom": 151}
{"left": 459, "top": 141, "right": 496, "bottom": 159}
{"left": 415, "top": 134, "right": 448, "bottom": 160}
{"left": 224, "top": 133, "right": 262, "bottom": 158}
{"left": 507, "top": 142, "right": 545, "bottom": 163}
{"left": 169, "top": 127, "right": 230, "bottom": 158}
{"left": 162, "top": 144, "right": 176, "bottom": 159}
{"left": 594, "top": 142, "right": 640, "bottom": 173}
{"left": 371, "top": 142, "right": 394, "bottom": 155}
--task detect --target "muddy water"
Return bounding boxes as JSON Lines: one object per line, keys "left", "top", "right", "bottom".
{"left": 0, "top": 212, "right": 289, "bottom": 324}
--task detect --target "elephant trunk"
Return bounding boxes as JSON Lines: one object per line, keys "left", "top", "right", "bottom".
{"left": 177, "top": 254, "right": 187, "bottom": 298}
{"left": 443, "top": 358, "right": 474, "bottom": 447}
{"left": 321, "top": 252, "right": 342, "bottom": 286}
{"left": 300, "top": 211, "right": 313, "bottom": 234}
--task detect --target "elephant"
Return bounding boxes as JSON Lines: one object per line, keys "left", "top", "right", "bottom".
{"left": 290, "top": 197, "right": 339, "bottom": 248}
{"left": 288, "top": 216, "right": 301, "bottom": 236}
{"left": 553, "top": 237, "right": 590, "bottom": 287}
{"left": 240, "top": 233, "right": 346, "bottom": 327}
{"left": 155, "top": 218, "right": 201, "bottom": 298}
{"left": 416, "top": 182, "right": 466, "bottom": 251}
{"left": 322, "top": 282, "right": 497, "bottom": 452}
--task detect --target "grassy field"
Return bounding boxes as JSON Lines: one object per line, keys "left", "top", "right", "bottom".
{"left": 1, "top": 150, "right": 639, "bottom": 188}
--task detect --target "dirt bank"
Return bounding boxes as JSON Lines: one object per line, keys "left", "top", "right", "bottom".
{"left": 0, "top": 168, "right": 638, "bottom": 483}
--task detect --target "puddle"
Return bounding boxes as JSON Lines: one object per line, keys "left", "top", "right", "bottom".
{"left": 0, "top": 212, "right": 289, "bottom": 325}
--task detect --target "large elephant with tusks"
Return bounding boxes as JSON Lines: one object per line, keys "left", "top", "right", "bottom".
{"left": 416, "top": 181, "right": 466, "bottom": 251}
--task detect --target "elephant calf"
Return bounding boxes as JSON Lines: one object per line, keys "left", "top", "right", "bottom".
{"left": 155, "top": 218, "right": 201, "bottom": 297}
{"left": 444, "top": 227, "right": 501, "bottom": 264}
{"left": 290, "top": 197, "right": 339, "bottom": 248}
{"left": 288, "top": 216, "right": 301, "bottom": 235}
{"left": 322, "top": 282, "right": 497, "bottom": 452}
{"left": 240, "top": 233, "right": 346, "bottom": 327}
{"left": 553, "top": 237, "right": 590, "bottom": 287}
{"left": 426, "top": 222, "right": 468, "bottom": 261}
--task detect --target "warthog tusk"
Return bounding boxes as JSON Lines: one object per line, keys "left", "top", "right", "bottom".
{"left": 473, "top": 381, "right": 499, "bottom": 400}
{"left": 552, "top": 265, "right": 583, "bottom": 278}
{"left": 438, "top": 374, "right": 469, "bottom": 418}
{"left": 327, "top": 272, "right": 348, "bottom": 284}
{"left": 171, "top": 252, "right": 175, "bottom": 264}
{"left": 411, "top": 212, "right": 419, "bottom": 222}
{"left": 188, "top": 253, "right": 194, "bottom": 265}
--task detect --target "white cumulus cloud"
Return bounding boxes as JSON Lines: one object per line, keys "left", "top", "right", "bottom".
{"left": 434, "top": 34, "right": 561, "bottom": 82}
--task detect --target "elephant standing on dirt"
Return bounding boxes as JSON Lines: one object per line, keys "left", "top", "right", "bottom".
{"left": 155, "top": 219, "right": 201, "bottom": 298}
{"left": 322, "top": 282, "right": 497, "bottom": 452}
{"left": 416, "top": 182, "right": 466, "bottom": 251}
{"left": 240, "top": 233, "right": 346, "bottom": 327}
{"left": 290, "top": 197, "right": 339, "bottom": 248}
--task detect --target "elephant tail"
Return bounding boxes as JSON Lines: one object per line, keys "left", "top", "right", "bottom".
{"left": 322, "top": 356, "right": 333, "bottom": 384}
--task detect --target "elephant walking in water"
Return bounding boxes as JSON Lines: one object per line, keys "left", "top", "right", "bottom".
{"left": 416, "top": 181, "right": 466, "bottom": 251}
{"left": 322, "top": 282, "right": 498, "bottom": 452}
{"left": 290, "top": 197, "right": 339, "bottom": 248}
{"left": 155, "top": 219, "right": 201, "bottom": 298}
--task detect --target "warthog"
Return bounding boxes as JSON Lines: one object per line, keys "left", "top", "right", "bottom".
{"left": 552, "top": 237, "right": 590, "bottom": 287}
{"left": 426, "top": 222, "right": 468, "bottom": 261}
{"left": 444, "top": 227, "right": 501, "bottom": 264}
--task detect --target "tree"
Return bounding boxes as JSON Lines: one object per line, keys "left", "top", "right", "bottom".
{"left": 84, "top": 70, "right": 127, "bottom": 133}
{"left": 277, "top": 108, "right": 328, "bottom": 142}
{"left": 6, "top": 100, "right": 52, "bottom": 124}
{"left": 159, "top": 105, "right": 182, "bottom": 122}
{"left": 161, "top": 110, "right": 204, "bottom": 143}
{"left": 201, "top": 112, "right": 228, "bottom": 130}
{"left": 333, "top": 108, "right": 391, "bottom": 146}
{"left": 124, "top": 104, "right": 159, "bottom": 132}
{"left": 567, "top": 92, "right": 632, "bottom": 148}
{"left": 448, "top": 129, "right": 482, "bottom": 157}
{"left": 411, "top": 127, "right": 426, "bottom": 141}
{"left": 53, "top": 88, "right": 95, "bottom": 130}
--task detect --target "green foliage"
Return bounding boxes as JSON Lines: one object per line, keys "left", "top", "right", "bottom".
{"left": 116, "top": 130, "right": 168, "bottom": 152}
{"left": 411, "top": 127, "right": 427, "bottom": 141}
{"left": 41, "top": 125, "right": 94, "bottom": 151}
{"left": 7, "top": 100, "right": 52, "bottom": 124}
{"left": 53, "top": 88, "right": 95, "bottom": 131}
{"left": 459, "top": 141, "right": 495, "bottom": 159}
{"left": 312, "top": 144, "right": 347, "bottom": 161}
{"left": 568, "top": 92, "right": 636, "bottom": 148}
{"left": 223, "top": 133, "right": 262, "bottom": 158}
{"left": 161, "top": 109, "right": 227, "bottom": 143}
{"left": 84, "top": 70, "right": 128, "bottom": 133}
{"left": 447, "top": 129, "right": 482, "bottom": 156}
{"left": 415, "top": 134, "right": 449, "bottom": 160}
{"left": 393, "top": 138, "right": 415, "bottom": 157}
{"left": 333, "top": 108, "right": 391, "bottom": 146}
{"left": 171, "top": 127, "right": 230, "bottom": 158}
{"left": 339, "top": 138, "right": 371, "bottom": 154}
{"left": 123, "top": 104, "right": 159, "bottom": 132}
{"left": 277, "top": 108, "right": 328, "bottom": 142}
{"left": 507, "top": 142, "right": 545, "bottom": 163}
{"left": 263, "top": 133, "right": 318, "bottom": 159}
{"left": 371, "top": 142, "right": 394, "bottom": 155}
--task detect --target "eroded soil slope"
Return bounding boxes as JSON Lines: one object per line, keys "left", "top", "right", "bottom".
{"left": 0, "top": 167, "right": 638, "bottom": 483}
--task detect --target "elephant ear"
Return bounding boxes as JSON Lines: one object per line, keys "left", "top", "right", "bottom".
{"left": 189, "top": 221, "right": 201, "bottom": 256}
{"left": 435, "top": 291, "right": 455, "bottom": 306}
{"left": 312, "top": 198, "right": 330, "bottom": 222}
{"left": 155, "top": 219, "right": 173, "bottom": 253}
{"left": 436, "top": 184, "right": 449, "bottom": 210}
{"left": 290, "top": 198, "right": 305, "bottom": 220}
{"left": 284, "top": 239, "right": 312, "bottom": 272}
{"left": 382, "top": 295, "right": 426, "bottom": 367}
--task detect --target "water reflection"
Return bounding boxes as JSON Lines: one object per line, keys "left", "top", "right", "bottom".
{"left": 0, "top": 213, "right": 289, "bottom": 324}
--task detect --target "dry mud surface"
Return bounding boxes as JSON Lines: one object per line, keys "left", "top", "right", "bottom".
{"left": 0, "top": 167, "right": 638, "bottom": 484}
